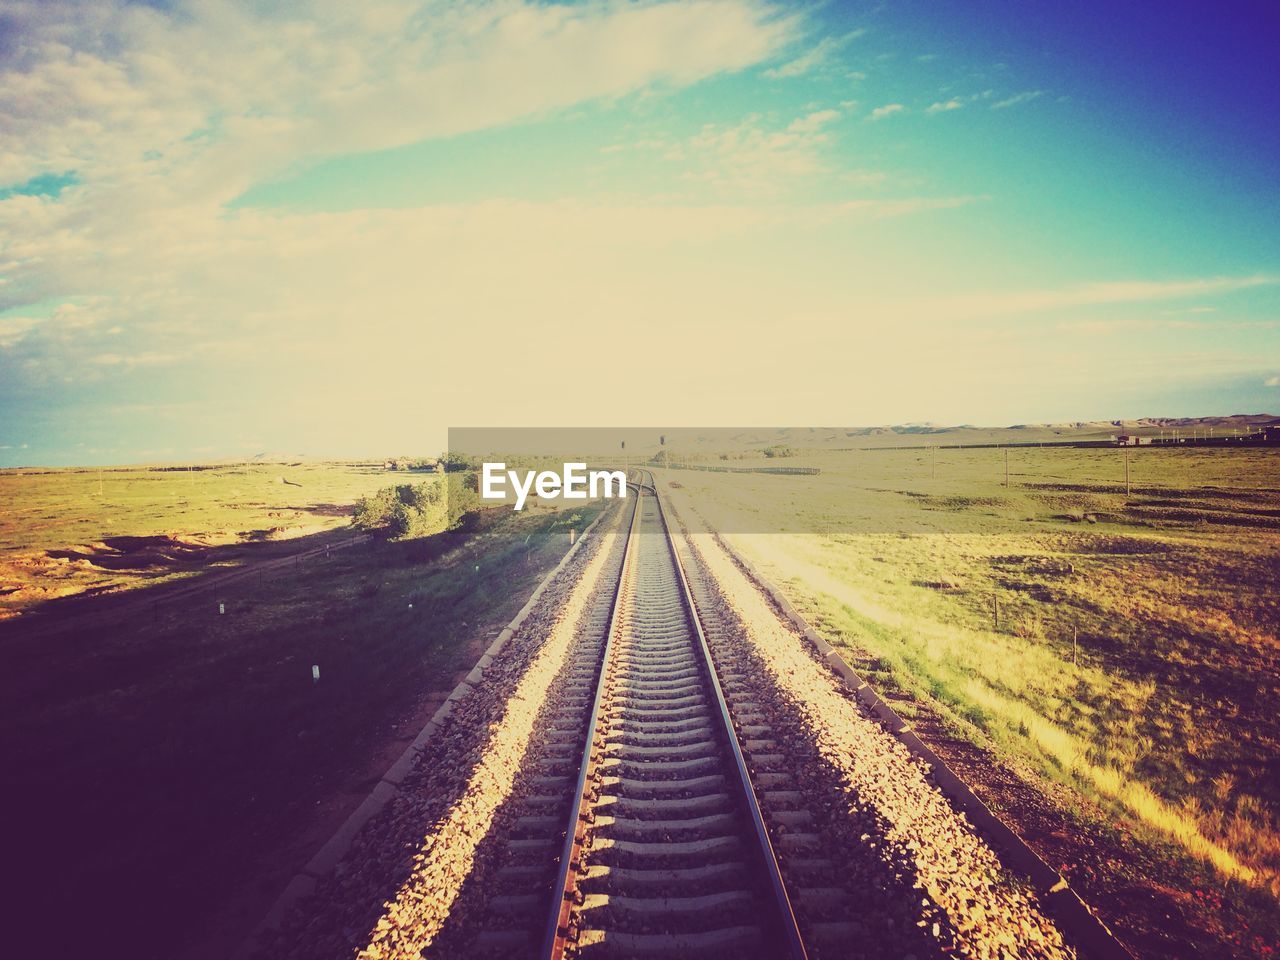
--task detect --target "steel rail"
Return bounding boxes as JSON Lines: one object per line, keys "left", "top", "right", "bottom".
{"left": 541, "top": 469, "right": 808, "bottom": 960}
{"left": 650, "top": 473, "right": 809, "bottom": 960}
{"left": 540, "top": 474, "right": 646, "bottom": 959}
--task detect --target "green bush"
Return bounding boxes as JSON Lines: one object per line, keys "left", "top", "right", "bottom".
{"left": 353, "top": 482, "right": 445, "bottom": 539}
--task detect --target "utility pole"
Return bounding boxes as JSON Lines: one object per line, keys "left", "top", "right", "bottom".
{"left": 1004, "top": 448, "right": 1009, "bottom": 488}
{"left": 1125, "top": 451, "right": 1131, "bottom": 497}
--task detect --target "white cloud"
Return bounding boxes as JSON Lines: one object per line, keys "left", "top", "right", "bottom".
{"left": 826, "top": 196, "right": 979, "bottom": 221}
{"left": 869, "top": 103, "right": 905, "bottom": 121}
{"left": 787, "top": 109, "right": 840, "bottom": 134}
{"left": 763, "top": 29, "right": 865, "bottom": 79}
{"left": 593, "top": 108, "right": 854, "bottom": 196}
{"left": 660, "top": 109, "right": 843, "bottom": 195}
{"left": 926, "top": 98, "right": 964, "bottom": 114}
{"left": 0, "top": 1, "right": 799, "bottom": 190}
{"left": 991, "top": 90, "right": 1044, "bottom": 110}
{"left": 1057, "top": 318, "right": 1278, "bottom": 336}
{"left": 918, "top": 275, "right": 1277, "bottom": 319}
{"left": 0, "top": 195, "right": 978, "bottom": 383}
{"left": 0, "top": 313, "right": 46, "bottom": 348}
{"left": 0, "top": 299, "right": 106, "bottom": 348}
{"left": 0, "top": 0, "right": 802, "bottom": 315}
{"left": 88, "top": 352, "right": 179, "bottom": 367}
{"left": 5, "top": 2, "right": 1270, "bottom": 450}
{"left": 840, "top": 169, "right": 888, "bottom": 186}
{"left": 0, "top": 3, "right": 796, "bottom": 205}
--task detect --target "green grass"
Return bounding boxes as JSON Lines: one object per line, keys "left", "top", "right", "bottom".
{"left": 0, "top": 461, "right": 404, "bottom": 618}
{"left": 663, "top": 445, "right": 1280, "bottom": 942}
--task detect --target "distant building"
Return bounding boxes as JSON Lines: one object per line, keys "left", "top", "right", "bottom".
{"left": 1113, "top": 435, "right": 1151, "bottom": 446}
{"left": 1263, "top": 425, "right": 1280, "bottom": 444}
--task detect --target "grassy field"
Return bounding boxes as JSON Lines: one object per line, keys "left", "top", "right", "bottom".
{"left": 662, "top": 444, "right": 1280, "bottom": 955}
{"left": 0, "top": 461, "right": 401, "bottom": 619}
{"left": 4, "top": 449, "right": 1275, "bottom": 955}
{"left": 0, "top": 462, "right": 601, "bottom": 958}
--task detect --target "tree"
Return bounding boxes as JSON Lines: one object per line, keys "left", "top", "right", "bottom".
{"left": 438, "top": 452, "right": 477, "bottom": 473}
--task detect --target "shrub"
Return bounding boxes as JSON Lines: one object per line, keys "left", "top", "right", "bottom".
{"left": 1011, "top": 613, "right": 1046, "bottom": 641}
{"left": 353, "top": 481, "right": 446, "bottom": 539}
{"left": 438, "top": 452, "right": 477, "bottom": 473}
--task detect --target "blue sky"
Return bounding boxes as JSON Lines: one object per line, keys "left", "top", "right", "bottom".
{"left": 1, "top": 0, "right": 1278, "bottom": 465}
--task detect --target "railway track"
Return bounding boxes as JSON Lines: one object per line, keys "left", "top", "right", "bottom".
{"left": 434, "top": 475, "right": 817, "bottom": 958}
{"left": 258, "top": 471, "right": 1089, "bottom": 960}
{"left": 540, "top": 475, "right": 808, "bottom": 959}
{"left": 436, "top": 474, "right": 947, "bottom": 959}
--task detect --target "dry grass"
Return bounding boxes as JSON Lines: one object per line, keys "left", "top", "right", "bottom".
{"left": 0, "top": 461, "right": 402, "bottom": 618}
{"left": 0, "top": 476, "right": 599, "bottom": 959}
{"left": 661, "top": 446, "right": 1280, "bottom": 926}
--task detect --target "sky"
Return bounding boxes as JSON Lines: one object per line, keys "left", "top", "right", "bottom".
{"left": 1, "top": 0, "right": 1278, "bottom": 465}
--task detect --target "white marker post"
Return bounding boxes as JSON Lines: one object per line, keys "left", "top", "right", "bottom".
{"left": 312, "top": 664, "right": 320, "bottom": 684}
{"left": 218, "top": 602, "right": 225, "bottom": 615}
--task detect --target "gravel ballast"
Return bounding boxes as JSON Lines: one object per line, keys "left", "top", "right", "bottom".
{"left": 254, "top": 504, "right": 629, "bottom": 959}
{"left": 670, "top": 494, "right": 1076, "bottom": 960}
